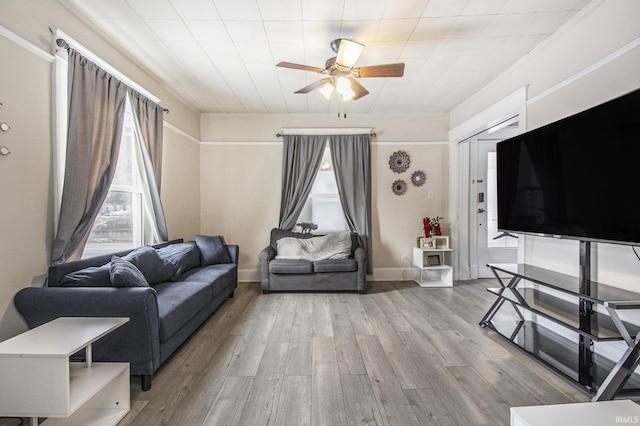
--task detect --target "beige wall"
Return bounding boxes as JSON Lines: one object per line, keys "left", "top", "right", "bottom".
{"left": 162, "top": 127, "right": 201, "bottom": 242}
{"left": 0, "top": 2, "right": 201, "bottom": 339}
{"left": 450, "top": 0, "right": 640, "bottom": 290}
{"left": 199, "top": 113, "right": 450, "bottom": 279}
{"left": 0, "top": 37, "right": 52, "bottom": 341}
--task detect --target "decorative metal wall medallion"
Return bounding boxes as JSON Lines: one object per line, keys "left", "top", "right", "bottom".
{"left": 392, "top": 179, "right": 407, "bottom": 195}
{"left": 388, "top": 150, "right": 410, "bottom": 173}
{"left": 411, "top": 170, "right": 426, "bottom": 186}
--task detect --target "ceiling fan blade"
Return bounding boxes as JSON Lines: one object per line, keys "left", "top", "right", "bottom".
{"left": 294, "top": 78, "right": 332, "bottom": 94}
{"left": 348, "top": 78, "right": 369, "bottom": 100}
{"left": 335, "top": 39, "right": 365, "bottom": 69}
{"left": 276, "top": 61, "right": 326, "bottom": 73}
{"left": 354, "top": 63, "right": 405, "bottom": 78}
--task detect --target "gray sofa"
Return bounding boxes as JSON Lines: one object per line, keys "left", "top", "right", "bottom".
{"left": 14, "top": 236, "right": 237, "bottom": 391}
{"left": 259, "top": 228, "right": 367, "bottom": 294}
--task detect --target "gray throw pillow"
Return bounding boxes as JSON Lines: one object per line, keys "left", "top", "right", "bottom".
{"left": 110, "top": 256, "right": 149, "bottom": 287}
{"left": 60, "top": 264, "right": 111, "bottom": 287}
{"left": 123, "top": 245, "right": 175, "bottom": 285}
{"left": 156, "top": 242, "right": 201, "bottom": 279}
{"left": 196, "top": 235, "right": 231, "bottom": 266}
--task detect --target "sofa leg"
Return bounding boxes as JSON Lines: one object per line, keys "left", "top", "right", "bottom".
{"left": 229, "top": 291, "right": 234, "bottom": 298}
{"left": 141, "top": 375, "right": 152, "bottom": 391}
{"left": 263, "top": 290, "right": 270, "bottom": 294}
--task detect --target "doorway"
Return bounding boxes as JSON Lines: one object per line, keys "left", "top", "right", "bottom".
{"left": 465, "top": 121, "right": 521, "bottom": 279}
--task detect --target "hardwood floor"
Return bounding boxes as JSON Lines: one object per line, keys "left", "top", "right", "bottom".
{"left": 120, "top": 280, "right": 589, "bottom": 425}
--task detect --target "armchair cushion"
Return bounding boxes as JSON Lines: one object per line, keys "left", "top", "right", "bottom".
{"left": 313, "top": 259, "right": 358, "bottom": 273}
{"left": 269, "top": 259, "right": 314, "bottom": 274}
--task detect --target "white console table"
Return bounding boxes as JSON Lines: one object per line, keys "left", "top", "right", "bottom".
{"left": 412, "top": 247, "right": 453, "bottom": 287}
{"left": 0, "top": 317, "right": 130, "bottom": 425}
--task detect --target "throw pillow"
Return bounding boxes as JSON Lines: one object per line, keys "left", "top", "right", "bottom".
{"left": 195, "top": 234, "right": 231, "bottom": 266}
{"left": 156, "top": 242, "right": 201, "bottom": 279}
{"left": 59, "top": 264, "right": 111, "bottom": 287}
{"left": 109, "top": 256, "right": 149, "bottom": 287}
{"left": 123, "top": 245, "right": 175, "bottom": 285}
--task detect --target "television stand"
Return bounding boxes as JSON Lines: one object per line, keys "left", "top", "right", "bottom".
{"left": 480, "top": 262, "right": 640, "bottom": 400}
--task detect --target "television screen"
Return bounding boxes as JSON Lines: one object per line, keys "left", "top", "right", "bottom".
{"left": 497, "top": 88, "right": 640, "bottom": 245}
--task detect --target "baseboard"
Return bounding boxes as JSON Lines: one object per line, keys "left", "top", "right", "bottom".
{"left": 238, "top": 267, "right": 419, "bottom": 283}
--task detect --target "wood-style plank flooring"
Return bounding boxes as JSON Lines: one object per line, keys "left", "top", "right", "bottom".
{"left": 120, "top": 281, "right": 589, "bottom": 425}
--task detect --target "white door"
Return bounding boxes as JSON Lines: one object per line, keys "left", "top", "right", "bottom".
{"left": 470, "top": 130, "right": 519, "bottom": 278}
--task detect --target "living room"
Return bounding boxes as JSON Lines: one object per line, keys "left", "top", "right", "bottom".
{"left": 1, "top": 0, "right": 639, "bottom": 424}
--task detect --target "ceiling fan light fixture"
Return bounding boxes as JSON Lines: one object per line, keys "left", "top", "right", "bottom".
{"left": 335, "top": 39, "right": 365, "bottom": 69}
{"left": 319, "top": 80, "right": 334, "bottom": 100}
{"left": 336, "top": 77, "right": 354, "bottom": 101}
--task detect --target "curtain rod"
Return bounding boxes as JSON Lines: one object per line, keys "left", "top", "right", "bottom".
{"left": 276, "top": 132, "right": 376, "bottom": 137}
{"left": 54, "top": 30, "right": 168, "bottom": 114}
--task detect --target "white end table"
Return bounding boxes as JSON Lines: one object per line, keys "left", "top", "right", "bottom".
{"left": 0, "top": 317, "right": 130, "bottom": 425}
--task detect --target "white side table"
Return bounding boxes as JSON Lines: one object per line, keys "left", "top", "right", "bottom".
{"left": 0, "top": 317, "right": 130, "bottom": 425}
{"left": 412, "top": 247, "right": 453, "bottom": 287}
{"left": 511, "top": 400, "right": 640, "bottom": 426}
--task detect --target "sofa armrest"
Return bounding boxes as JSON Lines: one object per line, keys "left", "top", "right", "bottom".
{"left": 14, "top": 287, "right": 161, "bottom": 375}
{"left": 227, "top": 244, "right": 239, "bottom": 264}
{"left": 354, "top": 247, "right": 368, "bottom": 293}
{"left": 258, "top": 246, "right": 276, "bottom": 292}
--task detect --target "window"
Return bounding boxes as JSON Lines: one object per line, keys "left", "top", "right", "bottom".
{"left": 82, "top": 97, "right": 154, "bottom": 258}
{"left": 298, "top": 144, "right": 347, "bottom": 233}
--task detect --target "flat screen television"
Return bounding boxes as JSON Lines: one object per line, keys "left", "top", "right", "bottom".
{"left": 497, "top": 88, "right": 640, "bottom": 245}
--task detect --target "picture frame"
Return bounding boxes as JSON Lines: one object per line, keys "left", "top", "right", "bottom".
{"left": 427, "top": 254, "right": 441, "bottom": 266}
{"left": 433, "top": 236, "right": 449, "bottom": 250}
{"left": 419, "top": 237, "right": 435, "bottom": 249}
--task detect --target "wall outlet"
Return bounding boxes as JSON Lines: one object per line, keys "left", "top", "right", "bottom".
{"left": 402, "top": 254, "right": 408, "bottom": 264}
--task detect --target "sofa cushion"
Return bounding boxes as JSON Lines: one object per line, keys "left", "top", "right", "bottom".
{"left": 270, "top": 228, "right": 315, "bottom": 250}
{"left": 195, "top": 235, "right": 231, "bottom": 266}
{"left": 269, "top": 259, "right": 314, "bottom": 274}
{"left": 177, "top": 264, "right": 237, "bottom": 290}
{"left": 154, "top": 281, "right": 213, "bottom": 342}
{"left": 123, "top": 246, "right": 175, "bottom": 285}
{"left": 313, "top": 259, "right": 358, "bottom": 273}
{"left": 59, "top": 264, "right": 111, "bottom": 287}
{"left": 109, "top": 256, "right": 149, "bottom": 287}
{"left": 156, "top": 242, "right": 201, "bottom": 278}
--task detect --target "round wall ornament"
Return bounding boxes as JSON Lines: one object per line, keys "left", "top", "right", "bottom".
{"left": 389, "top": 150, "right": 411, "bottom": 173}
{"left": 411, "top": 170, "right": 426, "bottom": 187}
{"left": 392, "top": 179, "right": 408, "bottom": 195}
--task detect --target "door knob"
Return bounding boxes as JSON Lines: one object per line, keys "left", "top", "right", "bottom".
{"left": 478, "top": 208, "right": 487, "bottom": 213}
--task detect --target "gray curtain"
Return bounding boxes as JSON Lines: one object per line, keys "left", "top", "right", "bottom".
{"left": 329, "top": 134, "right": 373, "bottom": 274}
{"left": 129, "top": 91, "right": 168, "bottom": 241}
{"left": 279, "top": 135, "right": 327, "bottom": 230}
{"left": 51, "top": 49, "right": 128, "bottom": 265}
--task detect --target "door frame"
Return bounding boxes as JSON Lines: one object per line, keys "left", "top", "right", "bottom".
{"left": 448, "top": 88, "right": 527, "bottom": 281}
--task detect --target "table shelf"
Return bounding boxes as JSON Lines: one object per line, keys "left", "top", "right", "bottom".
{"left": 0, "top": 317, "right": 129, "bottom": 425}
{"left": 481, "top": 263, "right": 640, "bottom": 400}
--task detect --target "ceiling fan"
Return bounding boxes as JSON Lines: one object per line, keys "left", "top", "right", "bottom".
{"left": 276, "top": 39, "right": 405, "bottom": 101}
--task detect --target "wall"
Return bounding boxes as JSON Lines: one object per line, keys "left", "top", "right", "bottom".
{"left": 450, "top": 0, "right": 640, "bottom": 291}
{"left": 199, "top": 113, "right": 449, "bottom": 280}
{"left": 0, "top": 1, "right": 201, "bottom": 340}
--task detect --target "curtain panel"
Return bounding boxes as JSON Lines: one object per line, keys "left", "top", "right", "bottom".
{"left": 278, "top": 135, "right": 327, "bottom": 230}
{"left": 329, "top": 134, "right": 373, "bottom": 274}
{"left": 51, "top": 49, "right": 128, "bottom": 265}
{"left": 129, "top": 92, "right": 168, "bottom": 241}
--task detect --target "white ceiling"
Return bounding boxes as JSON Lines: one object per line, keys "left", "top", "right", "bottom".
{"left": 64, "top": 0, "right": 591, "bottom": 115}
